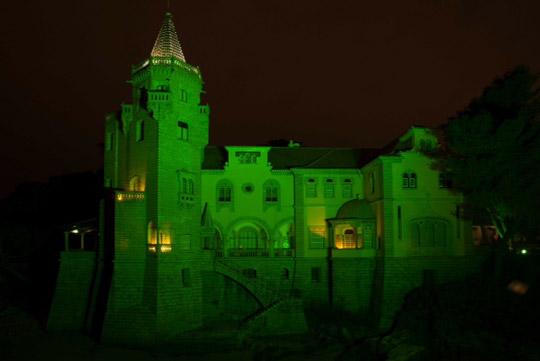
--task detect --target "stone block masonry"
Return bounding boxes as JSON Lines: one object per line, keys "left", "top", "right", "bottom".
{"left": 47, "top": 251, "right": 96, "bottom": 330}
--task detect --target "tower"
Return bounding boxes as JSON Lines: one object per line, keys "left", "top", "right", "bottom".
{"left": 99, "top": 11, "right": 210, "bottom": 344}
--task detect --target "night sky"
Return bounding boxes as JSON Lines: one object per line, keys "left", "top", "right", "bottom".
{"left": 2, "top": 0, "right": 540, "bottom": 198}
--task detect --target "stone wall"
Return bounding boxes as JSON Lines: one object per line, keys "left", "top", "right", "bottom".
{"left": 376, "top": 254, "right": 488, "bottom": 330}
{"left": 47, "top": 251, "right": 96, "bottom": 330}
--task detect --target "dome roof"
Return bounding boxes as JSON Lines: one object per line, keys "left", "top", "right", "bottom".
{"left": 335, "top": 199, "right": 375, "bottom": 219}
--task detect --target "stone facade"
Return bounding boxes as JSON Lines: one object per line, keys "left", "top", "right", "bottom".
{"left": 47, "top": 11, "right": 488, "bottom": 344}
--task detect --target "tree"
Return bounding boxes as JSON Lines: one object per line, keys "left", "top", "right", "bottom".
{"left": 429, "top": 66, "right": 540, "bottom": 247}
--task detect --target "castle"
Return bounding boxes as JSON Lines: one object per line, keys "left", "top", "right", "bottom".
{"left": 47, "top": 12, "right": 486, "bottom": 344}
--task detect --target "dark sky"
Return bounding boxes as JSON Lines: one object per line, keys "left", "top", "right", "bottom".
{"left": 1, "top": 0, "right": 540, "bottom": 198}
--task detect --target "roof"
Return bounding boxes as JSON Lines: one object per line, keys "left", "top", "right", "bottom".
{"left": 202, "top": 146, "right": 381, "bottom": 170}
{"left": 151, "top": 12, "right": 186, "bottom": 62}
{"left": 335, "top": 199, "right": 375, "bottom": 219}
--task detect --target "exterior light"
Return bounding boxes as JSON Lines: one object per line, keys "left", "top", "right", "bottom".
{"left": 521, "top": 249, "right": 527, "bottom": 254}
{"left": 71, "top": 229, "right": 79, "bottom": 234}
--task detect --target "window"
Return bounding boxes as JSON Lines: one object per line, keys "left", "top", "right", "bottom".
{"left": 306, "top": 178, "right": 317, "bottom": 198}
{"left": 324, "top": 179, "right": 335, "bottom": 198}
{"left": 182, "top": 268, "right": 192, "bottom": 287}
{"left": 264, "top": 180, "right": 279, "bottom": 202}
{"left": 180, "top": 89, "right": 188, "bottom": 103}
{"left": 309, "top": 226, "right": 325, "bottom": 249}
{"left": 136, "top": 121, "right": 144, "bottom": 142}
{"left": 342, "top": 178, "right": 352, "bottom": 198}
{"left": 106, "top": 132, "right": 113, "bottom": 151}
{"left": 410, "top": 173, "right": 417, "bottom": 188}
{"left": 188, "top": 179, "right": 194, "bottom": 195}
{"left": 343, "top": 229, "right": 356, "bottom": 248}
{"left": 311, "top": 267, "right": 321, "bottom": 283}
{"left": 129, "top": 176, "right": 141, "bottom": 191}
{"left": 238, "top": 227, "right": 258, "bottom": 249}
{"left": 370, "top": 172, "right": 375, "bottom": 193}
{"left": 177, "top": 121, "right": 188, "bottom": 140}
{"left": 439, "top": 173, "right": 452, "bottom": 189}
{"left": 403, "top": 173, "right": 410, "bottom": 188}
{"left": 218, "top": 186, "right": 232, "bottom": 202}
{"left": 148, "top": 222, "right": 157, "bottom": 252}
{"left": 159, "top": 223, "right": 173, "bottom": 252}
{"left": 217, "top": 180, "right": 233, "bottom": 203}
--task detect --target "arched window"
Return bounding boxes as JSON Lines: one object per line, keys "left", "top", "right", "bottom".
{"left": 147, "top": 222, "right": 157, "bottom": 252}
{"left": 129, "top": 176, "right": 141, "bottom": 191}
{"left": 263, "top": 180, "right": 279, "bottom": 203}
{"left": 188, "top": 179, "right": 194, "bottom": 195}
{"left": 238, "top": 227, "right": 258, "bottom": 249}
{"left": 217, "top": 180, "right": 233, "bottom": 203}
{"left": 159, "top": 223, "right": 173, "bottom": 252}
{"left": 324, "top": 179, "right": 335, "bottom": 198}
{"left": 403, "top": 173, "right": 410, "bottom": 188}
{"left": 182, "top": 178, "right": 187, "bottom": 194}
{"left": 410, "top": 173, "right": 417, "bottom": 188}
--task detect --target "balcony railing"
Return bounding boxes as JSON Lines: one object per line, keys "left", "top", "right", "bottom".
{"left": 216, "top": 249, "right": 295, "bottom": 258}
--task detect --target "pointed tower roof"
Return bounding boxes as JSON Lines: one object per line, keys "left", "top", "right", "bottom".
{"left": 151, "top": 12, "right": 186, "bottom": 63}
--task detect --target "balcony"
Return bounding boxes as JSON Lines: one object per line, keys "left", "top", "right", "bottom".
{"left": 217, "top": 249, "right": 295, "bottom": 258}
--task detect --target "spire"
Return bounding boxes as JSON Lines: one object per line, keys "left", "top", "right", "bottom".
{"left": 151, "top": 12, "right": 186, "bottom": 63}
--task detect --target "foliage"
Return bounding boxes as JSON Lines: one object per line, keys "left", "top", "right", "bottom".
{"left": 430, "top": 66, "right": 540, "bottom": 241}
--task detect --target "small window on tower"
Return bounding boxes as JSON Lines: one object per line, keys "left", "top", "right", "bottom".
{"left": 180, "top": 89, "right": 188, "bottom": 103}
{"left": 177, "top": 121, "right": 189, "bottom": 140}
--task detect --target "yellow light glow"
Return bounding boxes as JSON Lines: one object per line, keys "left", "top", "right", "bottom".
{"left": 117, "top": 194, "right": 123, "bottom": 201}
{"left": 71, "top": 229, "right": 79, "bottom": 234}
{"left": 148, "top": 246, "right": 157, "bottom": 253}
{"left": 521, "top": 249, "right": 527, "bottom": 254}
{"left": 161, "top": 245, "right": 172, "bottom": 253}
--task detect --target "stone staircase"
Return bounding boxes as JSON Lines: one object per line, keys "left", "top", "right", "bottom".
{"left": 213, "top": 259, "right": 287, "bottom": 307}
